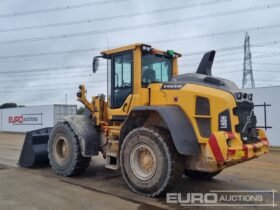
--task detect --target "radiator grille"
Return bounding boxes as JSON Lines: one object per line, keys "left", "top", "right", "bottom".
{"left": 196, "top": 118, "right": 211, "bottom": 138}
{"left": 195, "top": 96, "right": 211, "bottom": 138}
{"left": 233, "top": 102, "right": 258, "bottom": 143}
{"left": 195, "top": 97, "right": 210, "bottom": 116}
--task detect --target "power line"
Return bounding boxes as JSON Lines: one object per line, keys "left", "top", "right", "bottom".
{"left": 0, "top": 64, "right": 91, "bottom": 74}
{"left": 0, "top": 72, "right": 108, "bottom": 84}
{"left": 2, "top": 68, "right": 279, "bottom": 91}
{"left": 152, "top": 28, "right": 280, "bottom": 47}
{"left": 209, "top": 68, "right": 280, "bottom": 75}
{"left": 0, "top": 78, "right": 107, "bottom": 93}
{"left": 0, "top": 83, "right": 101, "bottom": 92}
{"left": 0, "top": 69, "right": 94, "bottom": 78}
{"left": 215, "top": 70, "right": 242, "bottom": 75}
{"left": 1, "top": 5, "right": 280, "bottom": 45}
{"left": 254, "top": 69, "right": 280, "bottom": 73}
{"left": 1, "top": 50, "right": 280, "bottom": 77}
{"left": 1, "top": 62, "right": 280, "bottom": 87}
{"left": 0, "top": 79, "right": 105, "bottom": 89}
{"left": 0, "top": 69, "right": 95, "bottom": 77}
{"left": 213, "top": 63, "right": 242, "bottom": 69}
{"left": 0, "top": 48, "right": 102, "bottom": 60}
{"left": 254, "top": 62, "right": 280, "bottom": 65}
{"left": 254, "top": 79, "right": 280, "bottom": 82}
{"left": 1, "top": 66, "right": 279, "bottom": 91}
{"left": 0, "top": 0, "right": 127, "bottom": 18}
{"left": 0, "top": 0, "right": 233, "bottom": 33}
{"left": 181, "top": 51, "right": 280, "bottom": 67}
{"left": 251, "top": 50, "right": 280, "bottom": 54}
{"left": 0, "top": 38, "right": 279, "bottom": 61}
{"left": 214, "top": 69, "right": 280, "bottom": 75}
{"left": 183, "top": 40, "right": 280, "bottom": 56}
{"left": 0, "top": 73, "right": 97, "bottom": 83}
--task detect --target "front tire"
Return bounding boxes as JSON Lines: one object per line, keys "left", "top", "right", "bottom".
{"left": 120, "top": 127, "right": 184, "bottom": 197}
{"left": 48, "top": 123, "right": 91, "bottom": 176}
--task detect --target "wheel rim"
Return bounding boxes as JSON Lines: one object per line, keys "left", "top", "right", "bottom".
{"left": 54, "top": 136, "right": 69, "bottom": 165}
{"left": 130, "top": 144, "right": 157, "bottom": 180}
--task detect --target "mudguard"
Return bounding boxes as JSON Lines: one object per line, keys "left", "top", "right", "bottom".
{"left": 63, "top": 115, "right": 101, "bottom": 156}
{"left": 120, "top": 106, "right": 200, "bottom": 155}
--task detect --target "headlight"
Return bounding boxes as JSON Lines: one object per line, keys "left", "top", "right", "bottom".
{"left": 235, "top": 92, "right": 253, "bottom": 102}
{"left": 236, "top": 92, "right": 242, "bottom": 100}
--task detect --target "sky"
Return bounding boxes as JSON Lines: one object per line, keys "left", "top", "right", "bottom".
{"left": 0, "top": 0, "right": 279, "bottom": 106}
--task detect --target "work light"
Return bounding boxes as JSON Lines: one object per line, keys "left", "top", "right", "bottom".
{"left": 236, "top": 92, "right": 242, "bottom": 100}
{"left": 248, "top": 94, "right": 253, "bottom": 101}
{"left": 167, "top": 50, "right": 175, "bottom": 57}
{"left": 142, "top": 45, "right": 151, "bottom": 52}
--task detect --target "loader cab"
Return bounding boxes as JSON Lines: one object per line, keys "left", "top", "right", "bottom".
{"left": 95, "top": 44, "right": 181, "bottom": 119}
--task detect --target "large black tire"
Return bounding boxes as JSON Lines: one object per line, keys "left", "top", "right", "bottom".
{"left": 120, "top": 127, "right": 184, "bottom": 197}
{"left": 48, "top": 123, "right": 91, "bottom": 176}
{"left": 184, "top": 169, "right": 222, "bottom": 180}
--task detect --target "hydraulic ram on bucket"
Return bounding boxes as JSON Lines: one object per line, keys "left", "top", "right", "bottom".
{"left": 18, "top": 127, "right": 53, "bottom": 167}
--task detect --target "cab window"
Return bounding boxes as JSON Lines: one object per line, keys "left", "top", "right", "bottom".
{"left": 142, "top": 54, "right": 172, "bottom": 87}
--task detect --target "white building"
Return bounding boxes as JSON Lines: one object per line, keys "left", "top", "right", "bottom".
{"left": 0, "top": 88, "right": 278, "bottom": 146}
{"left": 0, "top": 104, "right": 76, "bottom": 133}
{"left": 245, "top": 86, "right": 279, "bottom": 146}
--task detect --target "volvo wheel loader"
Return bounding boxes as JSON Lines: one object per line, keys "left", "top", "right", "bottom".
{"left": 19, "top": 43, "right": 269, "bottom": 197}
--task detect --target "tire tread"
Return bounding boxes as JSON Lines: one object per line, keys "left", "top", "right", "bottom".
{"left": 120, "top": 126, "right": 184, "bottom": 197}
{"left": 48, "top": 123, "right": 91, "bottom": 177}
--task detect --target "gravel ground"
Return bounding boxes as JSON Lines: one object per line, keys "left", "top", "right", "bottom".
{"left": 0, "top": 132, "right": 279, "bottom": 210}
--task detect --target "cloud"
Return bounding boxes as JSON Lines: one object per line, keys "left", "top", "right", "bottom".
{"left": 0, "top": 0, "right": 279, "bottom": 106}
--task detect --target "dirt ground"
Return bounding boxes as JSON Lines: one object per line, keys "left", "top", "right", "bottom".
{"left": 0, "top": 132, "right": 279, "bottom": 210}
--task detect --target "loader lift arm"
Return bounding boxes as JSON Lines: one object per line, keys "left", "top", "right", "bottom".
{"left": 77, "top": 84, "right": 108, "bottom": 126}
{"left": 77, "top": 84, "right": 94, "bottom": 113}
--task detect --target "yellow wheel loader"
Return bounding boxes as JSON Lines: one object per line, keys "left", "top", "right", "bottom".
{"left": 19, "top": 43, "right": 269, "bottom": 197}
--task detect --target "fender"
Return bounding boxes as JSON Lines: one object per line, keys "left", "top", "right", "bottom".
{"left": 64, "top": 115, "right": 101, "bottom": 156}
{"left": 120, "top": 106, "right": 201, "bottom": 155}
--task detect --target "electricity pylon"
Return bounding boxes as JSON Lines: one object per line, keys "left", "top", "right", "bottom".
{"left": 242, "top": 32, "right": 255, "bottom": 88}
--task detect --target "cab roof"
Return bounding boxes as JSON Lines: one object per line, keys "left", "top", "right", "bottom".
{"left": 101, "top": 43, "right": 144, "bottom": 55}
{"left": 101, "top": 43, "right": 182, "bottom": 57}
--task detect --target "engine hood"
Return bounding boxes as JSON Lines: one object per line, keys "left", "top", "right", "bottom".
{"left": 162, "top": 73, "right": 240, "bottom": 95}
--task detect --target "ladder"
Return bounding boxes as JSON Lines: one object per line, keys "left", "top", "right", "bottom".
{"left": 105, "top": 127, "right": 120, "bottom": 170}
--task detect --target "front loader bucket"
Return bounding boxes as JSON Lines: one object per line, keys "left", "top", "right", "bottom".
{"left": 18, "top": 127, "right": 52, "bottom": 167}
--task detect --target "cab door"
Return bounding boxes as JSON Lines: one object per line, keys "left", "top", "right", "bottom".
{"left": 108, "top": 51, "right": 133, "bottom": 119}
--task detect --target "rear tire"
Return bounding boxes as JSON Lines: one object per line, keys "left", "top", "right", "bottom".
{"left": 120, "top": 127, "right": 184, "bottom": 197}
{"left": 184, "top": 169, "right": 222, "bottom": 180}
{"left": 48, "top": 123, "right": 91, "bottom": 176}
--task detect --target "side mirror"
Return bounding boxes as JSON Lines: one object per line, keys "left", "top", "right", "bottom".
{"left": 92, "top": 57, "right": 99, "bottom": 73}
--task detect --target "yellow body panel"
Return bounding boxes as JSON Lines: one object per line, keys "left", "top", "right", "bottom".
{"left": 101, "top": 43, "right": 144, "bottom": 55}
{"left": 148, "top": 83, "right": 238, "bottom": 142}
{"left": 77, "top": 43, "right": 269, "bottom": 173}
